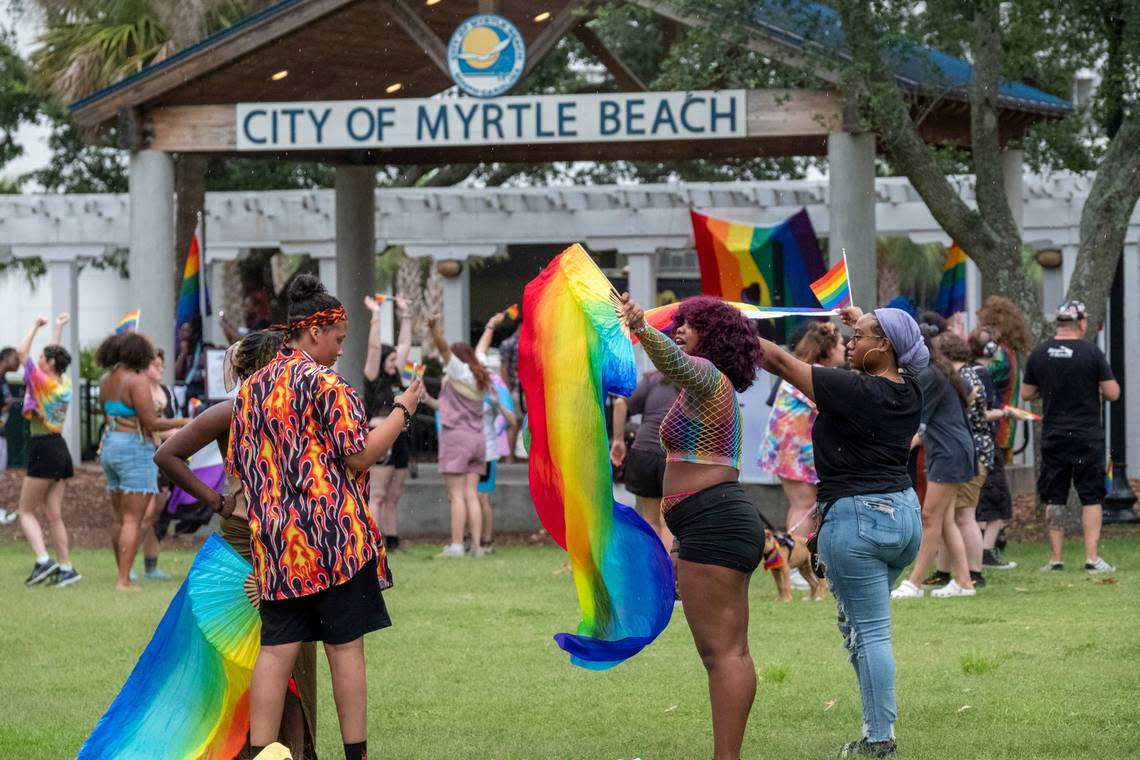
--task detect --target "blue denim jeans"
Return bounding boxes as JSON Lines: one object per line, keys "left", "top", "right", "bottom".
{"left": 818, "top": 488, "right": 922, "bottom": 742}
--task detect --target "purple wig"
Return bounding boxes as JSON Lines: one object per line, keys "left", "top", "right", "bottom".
{"left": 671, "top": 296, "right": 763, "bottom": 392}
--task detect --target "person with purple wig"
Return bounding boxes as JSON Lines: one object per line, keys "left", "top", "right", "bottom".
{"left": 758, "top": 305, "right": 925, "bottom": 758}
{"left": 618, "top": 294, "right": 763, "bottom": 760}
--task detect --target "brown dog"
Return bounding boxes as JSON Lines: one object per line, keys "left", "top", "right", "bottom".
{"left": 762, "top": 530, "right": 826, "bottom": 602}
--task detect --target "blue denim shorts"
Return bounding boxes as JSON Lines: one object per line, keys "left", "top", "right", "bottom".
{"left": 101, "top": 431, "right": 158, "bottom": 494}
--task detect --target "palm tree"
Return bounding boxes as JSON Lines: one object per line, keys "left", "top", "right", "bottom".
{"left": 27, "top": 0, "right": 273, "bottom": 287}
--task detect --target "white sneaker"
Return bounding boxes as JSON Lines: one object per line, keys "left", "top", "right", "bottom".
{"left": 931, "top": 579, "right": 977, "bottom": 598}
{"left": 789, "top": 567, "right": 810, "bottom": 590}
{"left": 1084, "top": 557, "right": 1115, "bottom": 573}
{"left": 436, "top": 543, "right": 465, "bottom": 558}
{"left": 890, "top": 580, "right": 924, "bottom": 599}
{"left": 0, "top": 509, "right": 17, "bottom": 525}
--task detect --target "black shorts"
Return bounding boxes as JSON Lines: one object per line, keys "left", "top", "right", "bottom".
{"left": 378, "top": 430, "right": 410, "bottom": 470}
{"left": 623, "top": 448, "right": 666, "bottom": 499}
{"left": 976, "top": 450, "right": 1012, "bottom": 522}
{"left": 663, "top": 482, "right": 764, "bottom": 574}
{"left": 259, "top": 558, "right": 392, "bottom": 646}
{"left": 1038, "top": 437, "right": 1106, "bottom": 507}
{"left": 26, "top": 434, "right": 74, "bottom": 481}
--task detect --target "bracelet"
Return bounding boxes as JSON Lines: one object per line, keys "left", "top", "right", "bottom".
{"left": 392, "top": 401, "right": 412, "bottom": 429}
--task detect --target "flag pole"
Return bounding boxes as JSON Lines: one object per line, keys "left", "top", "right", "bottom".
{"left": 842, "top": 248, "right": 852, "bottom": 307}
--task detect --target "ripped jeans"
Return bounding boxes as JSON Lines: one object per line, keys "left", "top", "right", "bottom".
{"left": 818, "top": 488, "right": 922, "bottom": 742}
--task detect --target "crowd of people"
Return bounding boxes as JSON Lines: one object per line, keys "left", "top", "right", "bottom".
{"left": 0, "top": 274, "right": 1125, "bottom": 760}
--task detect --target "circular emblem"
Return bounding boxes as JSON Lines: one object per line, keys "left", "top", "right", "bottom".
{"left": 447, "top": 14, "right": 526, "bottom": 98}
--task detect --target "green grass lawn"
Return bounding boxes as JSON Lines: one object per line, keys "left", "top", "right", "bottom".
{"left": 1, "top": 535, "right": 1138, "bottom": 759}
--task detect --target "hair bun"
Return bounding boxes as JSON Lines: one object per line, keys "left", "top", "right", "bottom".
{"left": 288, "top": 274, "right": 327, "bottom": 304}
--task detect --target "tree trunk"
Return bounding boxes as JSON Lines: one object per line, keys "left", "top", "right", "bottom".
{"left": 174, "top": 153, "right": 208, "bottom": 295}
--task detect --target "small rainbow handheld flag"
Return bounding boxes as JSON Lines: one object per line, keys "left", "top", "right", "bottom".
{"left": 810, "top": 253, "right": 852, "bottom": 310}
{"left": 505, "top": 303, "right": 520, "bottom": 320}
{"left": 372, "top": 294, "right": 388, "bottom": 304}
{"left": 401, "top": 361, "right": 425, "bottom": 383}
{"left": 115, "top": 309, "right": 140, "bottom": 335}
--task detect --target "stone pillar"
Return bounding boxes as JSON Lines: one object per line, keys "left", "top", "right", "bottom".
{"left": 335, "top": 167, "right": 376, "bottom": 389}
{"left": 1001, "top": 149, "right": 1024, "bottom": 232}
{"left": 129, "top": 150, "right": 176, "bottom": 382}
{"left": 49, "top": 259, "right": 81, "bottom": 466}
{"left": 318, "top": 258, "right": 339, "bottom": 295}
{"left": 626, "top": 250, "right": 658, "bottom": 373}
{"left": 442, "top": 263, "right": 471, "bottom": 345}
{"left": 1123, "top": 243, "right": 1140, "bottom": 469}
{"left": 828, "top": 132, "right": 877, "bottom": 309}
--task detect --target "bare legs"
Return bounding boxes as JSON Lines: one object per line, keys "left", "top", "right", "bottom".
{"left": 478, "top": 492, "right": 494, "bottom": 545}
{"left": 677, "top": 560, "right": 755, "bottom": 760}
{"left": 250, "top": 639, "right": 366, "bottom": 753}
{"left": 18, "top": 477, "right": 69, "bottom": 565}
{"left": 369, "top": 465, "right": 408, "bottom": 540}
{"left": 1047, "top": 503, "right": 1104, "bottom": 563}
{"left": 634, "top": 495, "right": 673, "bottom": 549}
{"left": 142, "top": 491, "right": 167, "bottom": 570}
{"left": 906, "top": 482, "right": 972, "bottom": 589}
{"left": 444, "top": 472, "right": 481, "bottom": 550}
{"left": 115, "top": 492, "right": 149, "bottom": 590}
{"left": 780, "top": 478, "right": 818, "bottom": 535}
{"left": 955, "top": 507, "right": 983, "bottom": 572}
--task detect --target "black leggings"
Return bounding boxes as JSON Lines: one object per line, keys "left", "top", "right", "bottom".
{"left": 663, "top": 482, "right": 764, "bottom": 573}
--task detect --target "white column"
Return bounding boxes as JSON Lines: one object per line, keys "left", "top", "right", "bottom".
{"left": 1001, "top": 149, "right": 1025, "bottom": 233}
{"left": 206, "top": 260, "right": 227, "bottom": 347}
{"left": 380, "top": 284, "right": 395, "bottom": 345}
{"left": 828, "top": 132, "right": 877, "bottom": 309}
{"left": 442, "top": 263, "right": 471, "bottom": 345}
{"left": 1123, "top": 243, "right": 1140, "bottom": 468}
{"left": 49, "top": 259, "right": 81, "bottom": 466}
{"left": 129, "top": 150, "right": 176, "bottom": 382}
{"left": 318, "top": 258, "right": 338, "bottom": 294}
{"left": 965, "top": 258, "right": 981, "bottom": 331}
{"left": 626, "top": 251, "right": 657, "bottom": 373}
{"left": 335, "top": 167, "right": 376, "bottom": 389}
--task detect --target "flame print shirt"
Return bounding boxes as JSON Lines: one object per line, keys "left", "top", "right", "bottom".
{"left": 228, "top": 347, "right": 385, "bottom": 601}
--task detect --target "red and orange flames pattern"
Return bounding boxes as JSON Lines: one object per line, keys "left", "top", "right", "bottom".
{"left": 229, "top": 347, "right": 392, "bottom": 601}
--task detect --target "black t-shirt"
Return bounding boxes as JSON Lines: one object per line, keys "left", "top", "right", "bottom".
{"left": 811, "top": 366, "right": 923, "bottom": 502}
{"left": 363, "top": 373, "right": 399, "bottom": 421}
{"left": 1023, "top": 338, "right": 1114, "bottom": 442}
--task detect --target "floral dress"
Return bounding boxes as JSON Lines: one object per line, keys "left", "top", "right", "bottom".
{"left": 757, "top": 380, "right": 818, "bottom": 484}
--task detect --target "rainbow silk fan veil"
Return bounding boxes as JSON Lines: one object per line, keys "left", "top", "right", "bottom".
{"left": 519, "top": 243, "right": 675, "bottom": 671}
{"left": 78, "top": 535, "right": 259, "bottom": 759}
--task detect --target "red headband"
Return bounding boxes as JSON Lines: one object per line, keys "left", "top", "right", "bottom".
{"left": 275, "top": 306, "right": 348, "bottom": 333}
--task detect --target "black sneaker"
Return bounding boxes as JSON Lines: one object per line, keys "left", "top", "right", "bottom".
{"left": 52, "top": 567, "right": 82, "bottom": 587}
{"left": 995, "top": 529, "right": 1008, "bottom": 552}
{"left": 969, "top": 570, "right": 986, "bottom": 588}
{"left": 839, "top": 738, "right": 897, "bottom": 757}
{"left": 25, "top": 559, "right": 59, "bottom": 586}
{"left": 921, "top": 570, "right": 951, "bottom": 587}
{"left": 982, "top": 549, "right": 1017, "bottom": 570}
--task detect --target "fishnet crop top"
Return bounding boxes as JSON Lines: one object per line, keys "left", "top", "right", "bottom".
{"left": 635, "top": 323, "right": 741, "bottom": 469}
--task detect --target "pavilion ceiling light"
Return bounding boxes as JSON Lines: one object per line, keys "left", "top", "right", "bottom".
{"left": 386, "top": 82, "right": 403, "bottom": 94}
{"left": 270, "top": 69, "right": 289, "bottom": 81}
{"left": 425, "top": 0, "right": 442, "bottom": 5}
{"left": 534, "top": 11, "right": 551, "bottom": 22}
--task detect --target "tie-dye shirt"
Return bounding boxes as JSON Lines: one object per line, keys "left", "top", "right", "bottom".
{"left": 757, "top": 380, "right": 818, "bottom": 484}
{"left": 22, "top": 357, "right": 71, "bottom": 434}
{"left": 228, "top": 347, "right": 389, "bottom": 601}
{"left": 635, "top": 324, "right": 741, "bottom": 469}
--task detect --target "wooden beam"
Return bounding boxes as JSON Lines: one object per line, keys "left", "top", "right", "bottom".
{"left": 383, "top": 0, "right": 449, "bottom": 76}
{"left": 520, "top": 0, "right": 597, "bottom": 81}
{"left": 572, "top": 24, "right": 648, "bottom": 92}
{"left": 629, "top": 0, "right": 842, "bottom": 85}
{"left": 71, "top": 0, "right": 361, "bottom": 128}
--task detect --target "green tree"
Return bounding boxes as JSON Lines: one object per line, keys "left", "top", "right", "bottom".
{"left": 0, "top": 31, "right": 42, "bottom": 184}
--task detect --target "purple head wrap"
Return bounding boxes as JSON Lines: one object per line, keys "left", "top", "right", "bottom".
{"left": 873, "top": 308, "right": 929, "bottom": 373}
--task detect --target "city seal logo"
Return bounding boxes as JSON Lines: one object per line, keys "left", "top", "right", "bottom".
{"left": 448, "top": 14, "right": 526, "bottom": 98}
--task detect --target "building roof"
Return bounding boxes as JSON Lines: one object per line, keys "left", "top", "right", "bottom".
{"left": 747, "top": 0, "right": 1071, "bottom": 115}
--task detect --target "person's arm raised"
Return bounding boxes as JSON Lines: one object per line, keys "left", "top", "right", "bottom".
{"left": 17, "top": 317, "right": 47, "bottom": 363}
{"left": 618, "top": 293, "right": 719, "bottom": 397}
{"left": 393, "top": 296, "right": 413, "bottom": 371}
{"left": 51, "top": 313, "right": 69, "bottom": 346}
{"left": 427, "top": 313, "right": 452, "bottom": 364}
{"left": 476, "top": 312, "right": 505, "bottom": 356}
{"left": 363, "top": 296, "right": 384, "bottom": 382}
{"left": 758, "top": 338, "right": 815, "bottom": 403}
{"left": 154, "top": 401, "right": 235, "bottom": 516}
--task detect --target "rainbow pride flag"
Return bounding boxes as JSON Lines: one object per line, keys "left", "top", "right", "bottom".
{"left": 690, "top": 208, "right": 828, "bottom": 342}
{"left": 505, "top": 303, "right": 520, "bottom": 320}
{"left": 519, "top": 244, "right": 674, "bottom": 670}
{"left": 77, "top": 534, "right": 258, "bottom": 759}
{"left": 934, "top": 243, "right": 967, "bottom": 317}
{"left": 175, "top": 220, "right": 210, "bottom": 343}
{"left": 115, "top": 309, "right": 140, "bottom": 335}
{"left": 810, "top": 253, "right": 852, "bottom": 310}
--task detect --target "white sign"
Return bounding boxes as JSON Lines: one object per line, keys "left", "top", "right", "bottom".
{"left": 205, "top": 348, "right": 236, "bottom": 401}
{"left": 236, "top": 90, "right": 747, "bottom": 151}
{"left": 448, "top": 14, "right": 526, "bottom": 98}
